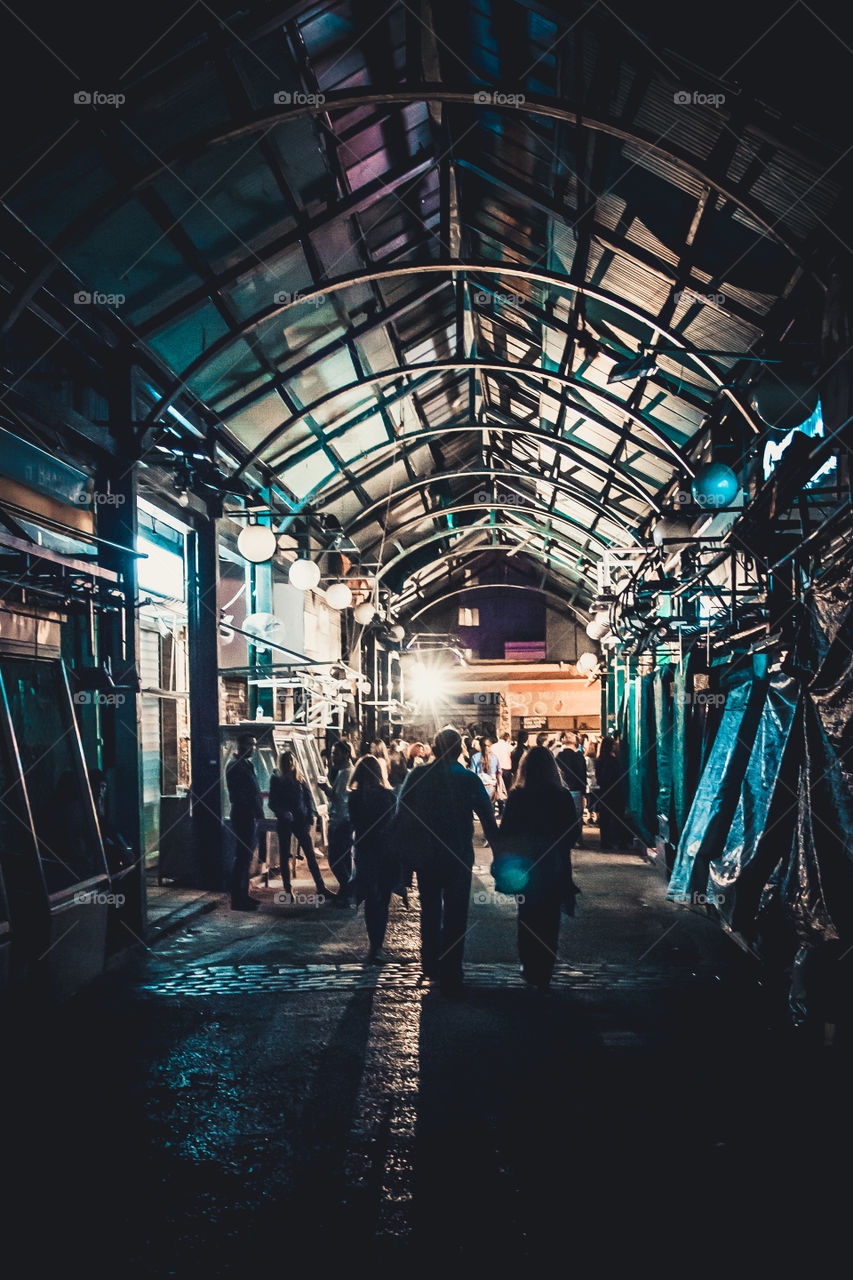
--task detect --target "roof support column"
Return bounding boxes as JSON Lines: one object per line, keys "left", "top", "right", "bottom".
{"left": 187, "top": 516, "right": 224, "bottom": 891}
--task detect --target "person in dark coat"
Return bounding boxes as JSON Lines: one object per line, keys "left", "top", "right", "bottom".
{"left": 268, "top": 751, "right": 329, "bottom": 899}
{"left": 494, "top": 746, "right": 579, "bottom": 992}
{"left": 395, "top": 726, "right": 499, "bottom": 994}
{"left": 596, "top": 736, "right": 628, "bottom": 850}
{"left": 320, "top": 740, "right": 355, "bottom": 905}
{"left": 555, "top": 731, "right": 587, "bottom": 847}
{"left": 509, "top": 729, "right": 529, "bottom": 780}
{"left": 225, "top": 733, "right": 263, "bottom": 910}
{"left": 349, "top": 755, "right": 398, "bottom": 961}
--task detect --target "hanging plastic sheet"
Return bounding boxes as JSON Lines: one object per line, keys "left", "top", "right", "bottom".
{"left": 764, "top": 548, "right": 853, "bottom": 947}
{"left": 627, "top": 671, "right": 658, "bottom": 847}
{"left": 667, "top": 662, "right": 769, "bottom": 906}
{"left": 705, "top": 668, "right": 799, "bottom": 941}
{"left": 653, "top": 664, "right": 674, "bottom": 863}
{"left": 671, "top": 647, "right": 708, "bottom": 838}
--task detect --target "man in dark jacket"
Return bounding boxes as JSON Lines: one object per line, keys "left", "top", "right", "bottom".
{"left": 555, "top": 731, "right": 587, "bottom": 848}
{"left": 225, "top": 733, "right": 263, "bottom": 910}
{"left": 396, "top": 726, "right": 499, "bottom": 994}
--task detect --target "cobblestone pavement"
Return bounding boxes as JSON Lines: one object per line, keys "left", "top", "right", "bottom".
{"left": 3, "top": 837, "right": 850, "bottom": 1274}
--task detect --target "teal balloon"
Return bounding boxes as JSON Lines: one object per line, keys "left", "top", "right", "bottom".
{"left": 691, "top": 462, "right": 738, "bottom": 510}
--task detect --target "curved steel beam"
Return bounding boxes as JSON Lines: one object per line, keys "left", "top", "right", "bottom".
{"left": 5, "top": 86, "right": 806, "bottom": 333}
{"left": 269, "top": 413, "right": 669, "bottom": 515}
{"left": 406, "top": 583, "right": 589, "bottom": 625}
{"left": 376, "top": 519, "right": 604, "bottom": 583}
{"left": 390, "top": 540, "right": 588, "bottom": 600}
{"left": 292, "top": 429, "right": 650, "bottom": 528}
{"left": 253, "top": 360, "right": 693, "bottom": 482}
{"left": 343, "top": 468, "right": 652, "bottom": 534}
{"left": 143, "top": 264, "right": 760, "bottom": 436}
{"left": 358, "top": 498, "right": 628, "bottom": 559}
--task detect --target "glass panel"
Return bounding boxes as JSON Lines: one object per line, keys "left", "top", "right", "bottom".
{"left": 0, "top": 658, "right": 105, "bottom": 894}
{"left": 137, "top": 535, "right": 185, "bottom": 600}
{"left": 0, "top": 688, "right": 43, "bottom": 930}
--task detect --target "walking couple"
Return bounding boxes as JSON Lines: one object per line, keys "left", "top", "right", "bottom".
{"left": 396, "top": 727, "right": 579, "bottom": 995}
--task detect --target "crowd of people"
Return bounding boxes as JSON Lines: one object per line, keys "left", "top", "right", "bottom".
{"left": 224, "top": 721, "right": 631, "bottom": 993}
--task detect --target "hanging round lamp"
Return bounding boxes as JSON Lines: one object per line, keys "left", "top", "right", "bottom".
{"left": 652, "top": 517, "right": 693, "bottom": 549}
{"left": 289, "top": 558, "right": 321, "bottom": 591}
{"left": 326, "top": 582, "right": 353, "bottom": 610}
{"left": 237, "top": 522, "right": 277, "bottom": 564}
{"left": 749, "top": 370, "right": 818, "bottom": 435}
{"left": 353, "top": 600, "right": 376, "bottom": 625}
{"left": 586, "top": 610, "right": 611, "bottom": 641}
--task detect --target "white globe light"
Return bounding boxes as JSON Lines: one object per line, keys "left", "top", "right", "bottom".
{"left": 586, "top": 610, "right": 611, "bottom": 641}
{"left": 237, "top": 523, "right": 277, "bottom": 564}
{"left": 652, "top": 517, "right": 693, "bottom": 549}
{"left": 326, "top": 582, "right": 353, "bottom": 610}
{"left": 353, "top": 601, "right": 376, "bottom": 625}
{"left": 288, "top": 558, "right": 321, "bottom": 591}
{"left": 242, "top": 611, "right": 287, "bottom": 651}
{"left": 389, "top": 624, "right": 406, "bottom": 642}
{"left": 576, "top": 651, "right": 598, "bottom": 674}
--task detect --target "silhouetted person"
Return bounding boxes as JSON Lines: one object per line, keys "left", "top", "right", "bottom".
{"left": 387, "top": 746, "right": 408, "bottom": 788}
{"left": 510, "top": 729, "right": 529, "bottom": 779}
{"left": 596, "top": 736, "right": 627, "bottom": 850}
{"left": 495, "top": 747, "right": 579, "bottom": 992}
{"left": 396, "top": 726, "right": 499, "bottom": 994}
{"left": 584, "top": 740, "right": 599, "bottom": 824}
{"left": 493, "top": 731, "right": 514, "bottom": 811}
{"left": 321, "top": 740, "right": 354, "bottom": 903}
{"left": 268, "top": 751, "right": 329, "bottom": 900}
{"left": 349, "top": 755, "right": 398, "bottom": 962}
{"left": 556, "top": 730, "right": 587, "bottom": 847}
{"left": 225, "top": 734, "right": 263, "bottom": 910}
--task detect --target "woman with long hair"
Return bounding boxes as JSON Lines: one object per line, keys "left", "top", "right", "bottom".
{"left": 268, "top": 750, "right": 329, "bottom": 899}
{"left": 348, "top": 754, "right": 398, "bottom": 962}
{"left": 493, "top": 746, "right": 579, "bottom": 992}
